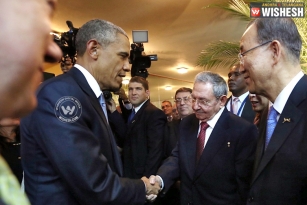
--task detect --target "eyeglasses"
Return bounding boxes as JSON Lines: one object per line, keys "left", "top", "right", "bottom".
{"left": 238, "top": 40, "right": 272, "bottom": 65}
{"left": 174, "top": 97, "right": 191, "bottom": 104}
{"left": 191, "top": 97, "right": 219, "bottom": 107}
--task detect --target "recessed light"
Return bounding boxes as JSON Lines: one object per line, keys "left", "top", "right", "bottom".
{"left": 165, "top": 86, "right": 172, "bottom": 90}
{"left": 177, "top": 67, "right": 188, "bottom": 74}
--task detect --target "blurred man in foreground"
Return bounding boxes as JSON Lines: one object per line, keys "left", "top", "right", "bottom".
{"left": 0, "top": 0, "right": 62, "bottom": 204}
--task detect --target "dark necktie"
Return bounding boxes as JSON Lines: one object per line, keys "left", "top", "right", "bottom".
{"left": 128, "top": 109, "right": 135, "bottom": 123}
{"left": 265, "top": 106, "right": 278, "bottom": 150}
{"left": 98, "top": 94, "right": 108, "bottom": 123}
{"left": 196, "top": 122, "right": 209, "bottom": 163}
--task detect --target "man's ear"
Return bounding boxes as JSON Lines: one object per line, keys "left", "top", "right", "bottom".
{"left": 87, "top": 40, "right": 100, "bottom": 59}
{"left": 219, "top": 95, "right": 228, "bottom": 107}
{"left": 270, "top": 40, "right": 281, "bottom": 65}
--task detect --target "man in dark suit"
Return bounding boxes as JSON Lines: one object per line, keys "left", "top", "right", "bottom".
{"left": 226, "top": 64, "right": 255, "bottom": 123}
{"left": 20, "top": 19, "right": 159, "bottom": 205}
{"left": 163, "top": 87, "right": 194, "bottom": 158}
{"left": 109, "top": 76, "right": 166, "bottom": 179}
{"left": 149, "top": 71, "right": 258, "bottom": 204}
{"left": 239, "top": 18, "right": 307, "bottom": 205}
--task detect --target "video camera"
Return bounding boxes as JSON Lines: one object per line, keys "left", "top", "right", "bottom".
{"left": 53, "top": 21, "right": 79, "bottom": 64}
{"left": 129, "top": 30, "right": 157, "bottom": 79}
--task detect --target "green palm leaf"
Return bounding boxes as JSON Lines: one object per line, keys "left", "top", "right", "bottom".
{"left": 199, "top": 0, "right": 307, "bottom": 72}
{"left": 197, "top": 41, "right": 240, "bottom": 70}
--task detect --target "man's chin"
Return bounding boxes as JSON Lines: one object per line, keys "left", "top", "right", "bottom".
{"left": 14, "top": 97, "right": 37, "bottom": 118}
{"left": 109, "top": 83, "right": 122, "bottom": 92}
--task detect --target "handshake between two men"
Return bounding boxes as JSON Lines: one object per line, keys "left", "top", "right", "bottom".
{"left": 141, "top": 175, "right": 163, "bottom": 202}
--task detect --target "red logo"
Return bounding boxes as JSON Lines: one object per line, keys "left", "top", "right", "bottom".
{"left": 251, "top": 7, "right": 261, "bottom": 17}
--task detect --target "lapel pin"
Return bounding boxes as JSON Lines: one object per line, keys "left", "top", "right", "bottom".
{"left": 227, "top": 142, "right": 230, "bottom": 147}
{"left": 282, "top": 118, "right": 291, "bottom": 123}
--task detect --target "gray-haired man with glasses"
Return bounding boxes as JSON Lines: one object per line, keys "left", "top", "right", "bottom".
{"left": 240, "top": 18, "right": 307, "bottom": 205}
{"left": 149, "top": 71, "right": 257, "bottom": 205}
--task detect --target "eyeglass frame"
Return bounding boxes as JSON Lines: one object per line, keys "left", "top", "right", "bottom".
{"left": 190, "top": 95, "right": 225, "bottom": 107}
{"left": 174, "top": 96, "right": 192, "bottom": 104}
{"left": 238, "top": 40, "right": 272, "bottom": 65}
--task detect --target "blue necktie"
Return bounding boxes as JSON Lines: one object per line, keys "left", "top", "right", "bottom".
{"left": 99, "top": 94, "right": 108, "bottom": 123}
{"left": 128, "top": 109, "right": 135, "bottom": 123}
{"left": 265, "top": 106, "right": 278, "bottom": 150}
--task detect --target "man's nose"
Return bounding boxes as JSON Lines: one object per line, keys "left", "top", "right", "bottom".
{"left": 123, "top": 59, "right": 131, "bottom": 72}
{"left": 44, "top": 36, "right": 62, "bottom": 64}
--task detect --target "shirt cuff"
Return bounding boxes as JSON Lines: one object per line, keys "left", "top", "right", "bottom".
{"left": 156, "top": 175, "right": 164, "bottom": 189}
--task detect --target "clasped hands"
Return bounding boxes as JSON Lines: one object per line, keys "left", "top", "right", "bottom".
{"left": 141, "top": 175, "right": 162, "bottom": 202}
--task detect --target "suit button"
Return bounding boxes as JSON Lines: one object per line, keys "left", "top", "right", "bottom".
{"left": 248, "top": 196, "right": 254, "bottom": 202}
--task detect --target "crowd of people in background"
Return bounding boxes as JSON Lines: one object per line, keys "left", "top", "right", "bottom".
{"left": 0, "top": 1, "right": 306, "bottom": 204}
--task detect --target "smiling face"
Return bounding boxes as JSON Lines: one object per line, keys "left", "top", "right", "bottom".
{"left": 175, "top": 91, "right": 194, "bottom": 118}
{"left": 93, "top": 33, "right": 130, "bottom": 92}
{"left": 239, "top": 24, "right": 273, "bottom": 95}
{"left": 161, "top": 101, "right": 173, "bottom": 116}
{"left": 0, "top": 0, "right": 62, "bottom": 118}
{"left": 192, "top": 82, "right": 226, "bottom": 122}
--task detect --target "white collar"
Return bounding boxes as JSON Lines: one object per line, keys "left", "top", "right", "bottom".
{"left": 74, "top": 64, "right": 102, "bottom": 98}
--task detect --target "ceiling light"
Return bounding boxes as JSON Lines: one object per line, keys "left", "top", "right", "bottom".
{"left": 122, "top": 79, "right": 130, "bottom": 85}
{"left": 177, "top": 67, "right": 188, "bottom": 74}
{"left": 165, "top": 86, "right": 172, "bottom": 90}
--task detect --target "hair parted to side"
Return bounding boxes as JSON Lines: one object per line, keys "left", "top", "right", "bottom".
{"left": 129, "top": 76, "right": 149, "bottom": 90}
{"left": 175, "top": 87, "right": 192, "bottom": 98}
{"left": 75, "top": 19, "right": 128, "bottom": 56}
{"left": 194, "top": 71, "right": 228, "bottom": 98}
{"left": 162, "top": 100, "right": 172, "bottom": 106}
{"left": 248, "top": 18, "right": 302, "bottom": 61}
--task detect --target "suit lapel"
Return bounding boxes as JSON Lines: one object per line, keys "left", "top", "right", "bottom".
{"left": 126, "top": 100, "right": 149, "bottom": 133}
{"left": 241, "top": 97, "right": 255, "bottom": 122}
{"left": 68, "top": 68, "right": 108, "bottom": 124}
{"left": 193, "top": 110, "right": 228, "bottom": 179}
{"left": 182, "top": 116, "right": 199, "bottom": 179}
{"left": 251, "top": 75, "right": 307, "bottom": 184}
{"left": 68, "top": 67, "right": 123, "bottom": 175}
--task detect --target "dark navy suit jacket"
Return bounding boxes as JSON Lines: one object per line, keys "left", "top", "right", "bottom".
{"left": 226, "top": 95, "right": 255, "bottom": 123}
{"left": 109, "top": 100, "right": 166, "bottom": 179}
{"left": 20, "top": 67, "right": 145, "bottom": 205}
{"left": 157, "top": 109, "right": 258, "bottom": 205}
{"left": 247, "top": 75, "right": 307, "bottom": 205}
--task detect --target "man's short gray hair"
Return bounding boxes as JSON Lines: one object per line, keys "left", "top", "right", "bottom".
{"left": 75, "top": 19, "right": 128, "bottom": 56}
{"left": 194, "top": 71, "right": 228, "bottom": 98}
{"left": 248, "top": 18, "right": 301, "bottom": 62}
